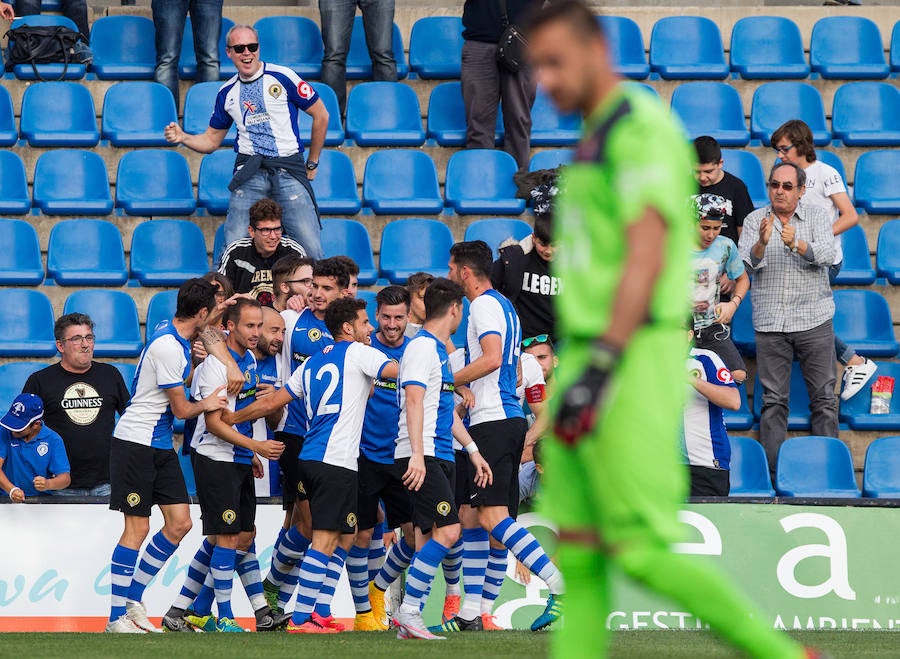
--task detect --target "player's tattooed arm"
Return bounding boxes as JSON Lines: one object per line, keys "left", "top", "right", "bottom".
{"left": 199, "top": 327, "right": 244, "bottom": 395}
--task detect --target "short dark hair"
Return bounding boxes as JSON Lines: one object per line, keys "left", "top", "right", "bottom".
{"left": 224, "top": 297, "right": 262, "bottom": 328}
{"left": 175, "top": 278, "right": 218, "bottom": 319}
{"left": 314, "top": 256, "right": 351, "bottom": 290}
{"left": 424, "top": 277, "right": 464, "bottom": 320}
{"left": 203, "top": 271, "right": 234, "bottom": 299}
{"left": 54, "top": 313, "right": 94, "bottom": 342}
{"left": 449, "top": 241, "right": 493, "bottom": 280}
{"left": 376, "top": 285, "right": 410, "bottom": 310}
{"left": 533, "top": 215, "right": 552, "bottom": 245}
{"left": 273, "top": 255, "right": 314, "bottom": 292}
{"left": 249, "top": 198, "right": 283, "bottom": 227}
{"left": 770, "top": 161, "right": 806, "bottom": 188}
{"left": 406, "top": 272, "right": 434, "bottom": 294}
{"left": 771, "top": 119, "right": 817, "bottom": 163}
{"left": 325, "top": 297, "right": 368, "bottom": 337}
{"left": 523, "top": 0, "right": 603, "bottom": 41}
{"left": 331, "top": 255, "right": 359, "bottom": 278}
{"left": 693, "top": 136, "right": 722, "bottom": 165}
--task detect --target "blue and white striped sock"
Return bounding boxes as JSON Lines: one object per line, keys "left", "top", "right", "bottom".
{"left": 268, "top": 526, "right": 310, "bottom": 588}
{"left": 400, "top": 539, "right": 451, "bottom": 614}
{"left": 237, "top": 543, "right": 266, "bottom": 612}
{"left": 109, "top": 544, "right": 139, "bottom": 622}
{"left": 367, "top": 522, "right": 387, "bottom": 581}
{"left": 290, "top": 549, "right": 329, "bottom": 625}
{"left": 347, "top": 544, "right": 372, "bottom": 613}
{"left": 481, "top": 547, "right": 508, "bottom": 614}
{"left": 269, "top": 527, "right": 287, "bottom": 571}
{"left": 193, "top": 571, "right": 215, "bottom": 616}
{"left": 491, "top": 517, "right": 563, "bottom": 593}
{"left": 127, "top": 531, "right": 178, "bottom": 603}
{"left": 458, "top": 527, "right": 490, "bottom": 620}
{"left": 173, "top": 538, "right": 214, "bottom": 611}
{"left": 277, "top": 564, "right": 301, "bottom": 612}
{"left": 211, "top": 545, "right": 237, "bottom": 620}
{"left": 313, "top": 547, "right": 347, "bottom": 618}
{"left": 441, "top": 539, "right": 463, "bottom": 596}
{"left": 373, "top": 537, "right": 414, "bottom": 591}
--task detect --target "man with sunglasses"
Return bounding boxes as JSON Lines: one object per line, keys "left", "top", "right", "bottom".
{"left": 165, "top": 24, "right": 329, "bottom": 259}
{"left": 738, "top": 162, "right": 837, "bottom": 479}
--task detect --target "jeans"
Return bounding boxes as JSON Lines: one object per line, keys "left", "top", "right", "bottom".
{"left": 152, "top": 0, "right": 223, "bottom": 107}
{"left": 18, "top": 0, "right": 90, "bottom": 41}
{"left": 756, "top": 320, "right": 838, "bottom": 480}
{"left": 319, "top": 0, "right": 396, "bottom": 114}
{"left": 225, "top": 168, "right": 323, "bottom": 259}
{"left": 52, "top": 482, "right": 111, "bottom": 497}
{"left": 828, "top": 260, "right": 856, "bottom": 365}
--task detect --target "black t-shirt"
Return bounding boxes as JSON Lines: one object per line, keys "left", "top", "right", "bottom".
{"left": 218, "top": 238, "right": 306, "bottom": 307}
{"left": 462, "top": 0, "right": 533, "bottom": 43}
{"left": 22, "top": 362, "right": 130, "bottom": 489}
{"left": 699, "top": 171, "right": 755, "bottom": 245}
{"left": 514, "top": 249, "right": 559, "bottom": 343}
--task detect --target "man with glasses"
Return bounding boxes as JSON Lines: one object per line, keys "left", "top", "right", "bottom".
{"left": 22, "top": 313, "right": 130, "bottom": 498}
{"left": 164, "top": 23, "right": 329, "bottom": 258}
{"left": 218, "top": 198, "right": 307, "bottom": 306}
{"left": 272, "top": 255, "right": 315, "bottom": 314}
{"left": 738, "top": 162, "right": 837, "bottom": 479}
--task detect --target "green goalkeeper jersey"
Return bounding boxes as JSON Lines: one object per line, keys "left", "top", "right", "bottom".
{"left": 554, "top": 84, "right": 696, "bottom": 341}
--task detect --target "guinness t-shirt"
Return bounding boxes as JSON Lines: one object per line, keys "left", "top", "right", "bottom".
{"left": 22, "top": 362, "right": 130, "bottom": 489}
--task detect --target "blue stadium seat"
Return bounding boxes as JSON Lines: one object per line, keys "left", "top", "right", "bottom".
{"left": 311, "top": 150, "right": 361, "bottom": 215}
{"left": 649, "top": 16, "right": 729, "bottom": 80}
{"left": 184, "top": 82, "right": 237, "bottom": 146}
{"left": 832, "top": 289, "right": 899, "bottom": 358}
{"left": 145, "top": 289, "right": 178, "bottom": 340}
{"left": 379, "top": 219, "right": 453, "bottom": 284}
{"left": 750, "top": 82, "right": 830, "bottom": 146}
{"left": 832, "top": 225, "right": 875, "bottom": 286}
{"left": 197, "top": 150, "right": 234, "bottom": 216}
{"left": 832, "top": 82, "right": 900, "bottom": 147}
{"left": 47, "top": 219, "right": 127, "bottom": 286}
{"left": 530, "top": 87, "right": 581, "bottom": 146}
{"left": 731, "top": 293, "right": 755, "bottom": 357}
{"left": 855, "top": 151, "right": 900, "bottom": 214}
{"left": 109, "top": 362, "right": 136, "bottom": 393}
{"left": 450, "top": 297, "right": 470, "bottom": 348}
{"left": 728, "top": 436, "right": 775, "bottom": 496}
{"left": 670, "top": 82, "right": 750, "bottom": 146}
{"left": 356, "top": 289, "right": 379, "bottom": 328}
{"left": 464, "top": 219, "right": 533, "bottom": 257}
{"left": 102, "top": 82, "right": 177, "bottom": 147}
{"left": 0, "top": 290, "right": 58, "bottom": 356}
{"left": 179, "top": 16, "right": 236, "bottom": 79}
{"left": 0, "top": 152, "right": 31, "bottom": 214}
{"left": 116, "top": 150, "right": 197, "bottom": 216}
{"left": 775, "top": 436, "right": 861, "bottom": 498}
{"left": 529, "top": 149, "right": 573, "bottom": 172}
{"left": 0, "top": 363, "right": 46, "bottom": 411}
{"left": 840, "top": 362, "right": 900, "bottom": 431}
{"left": 752, "top": 362, "right": 812, "bottom": 430}
{"left": 346, "top": 16, "right": 408, "bottom": 80}
{"left": 810, "top": 17, "right": 889, "bottom": 80}
{"left": 362, "top": 150, "right": 442, "bottom": 215}
{"left": 729, "top": 16, "right": 809, "bottom": 80}
{"left": 63, "top": 290, "right": 143, "bottom": 357}
{"left": 320, "top": 219, "right": 378, "bottom": 285}
{"left": 254, "top": 16, "right": 324, "bottom": 78}
{"left": 90, "top": 16, "right": 156, "bottom": 79}
{"left": 426, "top": 81, "right": 503, "bottom": 147}
{"left": 863, "top": 436, "right": 900, "bottom": 498}
{"left": 445, "top": 149, "right": 525, "bottom": 215}
{"left": 876, "top": 219, "right": 900, "bottom": 284}
{"left": 723, "top": 386, "right": 755, "bottom": 431}
{"left": 20, "top": 82, "right": 99, "bottom": 147}
{"left": 722, "top": 149, "right": 767, "bottom": 208}
{"left": 409, "top": 16, "right": 463, "bottom": 79}
{"left": 0, "top": 219, "right": 43, "bottom": 285}
{"left": 893, "top": 21, "right": 900, "bottom": 73}
{"left": 597, "top": 16, "right": 650, "bottom": 80}
{"left": 32, "top": 150, "right": 114, "bottom": 215}
{"left": 0, "top": 86, "right": 17, "bottom": 146}
{"left": 213, "top": 223, "right": 226, "bottom": 268}
{"left": 346, "top": 82, "right": 425, "bottom": 146}
{"left": 130, "top": 220, "right": 209, "bottom": 286}
{"left": 8, "top": 16, "right": 86, "bottom": 79}
{"left": 297, "top": 82, "right": 345, "bottom": 146}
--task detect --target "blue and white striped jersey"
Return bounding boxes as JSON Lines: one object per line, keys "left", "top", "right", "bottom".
{"left": 682, "top": 348, "right": 736, "bottom": 470}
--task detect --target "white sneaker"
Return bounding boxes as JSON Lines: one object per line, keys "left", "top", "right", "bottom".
{"left": 394, "top": 608, "right": 446, "bottom": 640}
{"left": 125, "top": 600, "right": 162, "bottom": 633}
{"left": 106, "top": 614, "right": 147, "bottom": 633}
{"left": 841, "top": 358, "right": 878, "bottom": 401}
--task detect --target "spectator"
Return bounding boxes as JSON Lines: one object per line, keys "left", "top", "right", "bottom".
{"left": 15, "top": 0, "right": 92, "bottom": 63}
{"left": 21, "top": 313, "right": 129, "bottom": 497}
{"left": 218, "top": 198, "right": 307, "bottom": 306}
{"left": 164, "top": 24, "right": 329, "bottom": 258}
{"left": 404, "top": 271, "right": 434, "bottom": 338}
{"left": 738, "top": 162, "right": 837, "bottom": 478}
{"left": 693, "top": 136, "right": 755, "bottom": 245}
{"left": 272, "top": 255, "right": 315, "bottom": 313}
{"left": 152, "top": 0, "right": 223, "bottom": 107}
{"left": 203, "top": 271, "right": 234, "bottom": 307}
{"left": 771, "top": 119, "right": 876, "bottom": 401}
{"left": 690, "top": 193, "right": 750, "bottom": 385}
{"left": 461, "top": 0, "right": 536, "bottom": 170}
{"left": 319, "top": 0, "right": 397, "bottom": 115}
{"left": 0, "top": 394, "right": 71, "bottom": 501}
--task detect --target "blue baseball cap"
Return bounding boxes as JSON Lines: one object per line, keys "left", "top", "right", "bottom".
{"left": 0, "top": 393, "right": 44, "bottom": 432}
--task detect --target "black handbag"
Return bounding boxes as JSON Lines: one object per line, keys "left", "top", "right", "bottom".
{"left": 496, "top": 0, "right": 527, "bottom": 74}
{"left": 5, "top": 24, "right": 84, "bottom": 80}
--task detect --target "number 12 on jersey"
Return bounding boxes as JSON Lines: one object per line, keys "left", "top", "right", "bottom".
{"left": 303, "top": 362, "right": 341, "bottom": 418}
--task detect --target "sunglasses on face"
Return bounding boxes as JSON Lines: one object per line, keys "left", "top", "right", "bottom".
{"left": 522, "top": 334, "right": 551, "bottom": 348}
{"left": 228, "top": 43, "right": 259, "bottom": 54}
{"left": 768, "top": 180, "right": 796, "bottom": 191}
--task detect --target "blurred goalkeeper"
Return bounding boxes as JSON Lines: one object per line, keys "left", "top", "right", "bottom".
{"left": 526, "top": 2, "right": 815, "bottom": 659}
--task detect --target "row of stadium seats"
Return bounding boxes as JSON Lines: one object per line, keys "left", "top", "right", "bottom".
{"left": 11, "top": 15, "right": 900, "bottom": 82}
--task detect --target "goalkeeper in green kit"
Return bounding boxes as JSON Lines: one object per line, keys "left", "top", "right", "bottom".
{"left": 525, "top": 2, "right": 818, "bottom": 658}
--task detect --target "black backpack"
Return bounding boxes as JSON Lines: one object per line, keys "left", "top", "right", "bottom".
{"left": 5, "top": 24, "right": 85, "bottom": 80}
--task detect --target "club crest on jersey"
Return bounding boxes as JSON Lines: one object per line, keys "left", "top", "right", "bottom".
{"left": 346, "top": 513, "right": 357, "bottom": 527}
{"left": 297, "top": 481, "right": 306, "bottom": 495}
{"left": 689, "top": 367, "right": 702, "bottom": 380}
{"left": 308, "top": 328, "right": 322, "bottom": 342}
{"left": 268, "top": 84, "right": 282, "bottom": 99}
{"left": 717, "top": 367, "right": 733, "bottom": 384}
{"left": 436, "top": 501, "right": 451, "bottom": 517}
{"left": 36, "top": 442, "right": 49, "bottom": 456}
{"left": 222, "top": 509, "right": 237, "bottom": 524}
{"left": 126, "top": 492, "right": 141, "bottom": 507}
{"left": 244, "top": 369, "right": 254, "bottom": 383}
